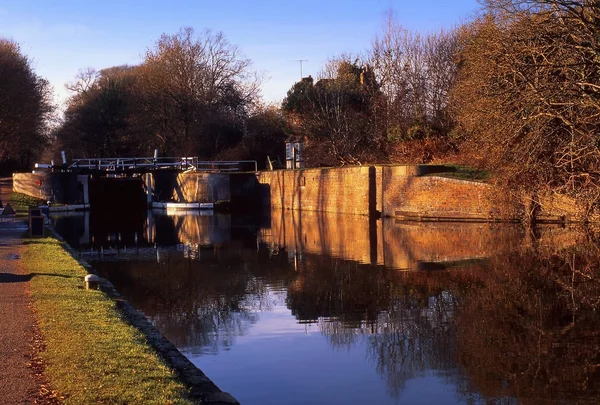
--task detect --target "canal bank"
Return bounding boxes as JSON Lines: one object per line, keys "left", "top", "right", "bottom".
{"left": 16, "top": 228, "right": 237, "bottom": 404}
{"left": 47, "top": 227, "right": 239, "bottom": 405}
{"left": 0, "top": 182, "right": 238, "bottom": 404}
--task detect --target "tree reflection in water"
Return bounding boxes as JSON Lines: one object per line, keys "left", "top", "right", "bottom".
{"left": 289, "top": 255, "right": 479, "bottom": 399}
{"left": 94, "top": 246, "right": 297, "bottom": 354}
{"left": 455, "top": 243, "right": 600, "bottom": 404}
{"left": 88, "top": 216, "right": 600, "bottom": 404}
{"left": 285, "top": 239, "right": 600, "bottom": 403}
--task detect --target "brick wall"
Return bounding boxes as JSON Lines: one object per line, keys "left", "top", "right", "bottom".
{"left": 256, "top": 165, "right": 523, "bottom": 220}
{"left": 151, "top": 172, "right": 230, "bottom": 203}
{"left": 13, "top": 172, "right": 85, "bottom": 204}
{"left": 257, "top": 166, "right": 381, "bottom": 215}
{"left": 381, "top": 167, "right": 522, "bottom": 220}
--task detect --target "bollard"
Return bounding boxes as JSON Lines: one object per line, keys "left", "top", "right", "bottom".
{"left": 84, "top": 274, "right": 100, "bottom": 290}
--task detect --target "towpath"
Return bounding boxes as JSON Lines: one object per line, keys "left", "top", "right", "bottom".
{"left": 0, "top": 177, "right": 57, "bottom": 404}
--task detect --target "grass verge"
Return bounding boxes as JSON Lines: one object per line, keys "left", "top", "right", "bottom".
{"left": 8, "top": 192, "right": 45, "bottom": 217}
{"left": 425, "top": 164, "right": 489, "bottom": 182}
{"left": 22, "top": 237, "right": 193, "bottom": 404}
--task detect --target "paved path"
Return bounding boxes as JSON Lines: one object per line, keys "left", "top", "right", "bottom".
{"left": 0, "top": 222, "right": 41, "bottom": 404}
{"left": 0, "top": 176, "right": 58, "bottom": 404}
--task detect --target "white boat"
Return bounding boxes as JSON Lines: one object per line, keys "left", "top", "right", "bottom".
{"left": 151, "top": 202, "right": 214, "bottom": 210}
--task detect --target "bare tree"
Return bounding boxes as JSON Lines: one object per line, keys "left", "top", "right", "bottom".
{"left": 141, "top": 27, "right": 261, "bottom": 156}
{"left": 370, "top": 13, "right": 459, "bottom": 142}
{"left": 451, "top": 1, "right": 600, "bottom": 218}
{"left": 65, "top": 67, "right": 100, "bottom": 96}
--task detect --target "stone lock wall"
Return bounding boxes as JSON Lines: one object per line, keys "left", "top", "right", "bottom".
{"left": 13, "top": 164, "right": 589, "bottom": 222}
{"left": 257, "top": 166, "right": 382, "bottom": 216}
{"left": 380, "top": 168, "right": 521, "bottom": 221}
{"left": 12, "top": 172, "right": 87, "bottom": 204}
{"left": 151, "top": 172, "right": 230, "bottom": 203}
{"left": 257, "top": 165, "right": 520, "bottom": 221}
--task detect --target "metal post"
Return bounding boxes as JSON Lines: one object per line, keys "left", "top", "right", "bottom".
{"left": 146, "top": 173, "right": 153, "bottom": 207}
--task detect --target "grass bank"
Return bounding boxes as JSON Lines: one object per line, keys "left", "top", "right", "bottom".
{"left": 22, "top": 237, "right": 193, "bottom": 404}
{"left": 6, "top": 191, "right": 45, "bottom": 217}
{"left": 424, "top": 164, "right": 489, "bottom": 182}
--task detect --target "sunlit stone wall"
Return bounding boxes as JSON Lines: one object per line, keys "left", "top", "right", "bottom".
{"left": 257, "top": 165, "right": 514, "bottom": 220}
{"left": 381, "top": 168, "right": 592, "bottom": 222}
{"left": 257, "top": 166, "right": 382, "bottom": 215}
{"left": 152, "top": 172, "right": 230, "bottom": 203}
{"left": 381, "top": 170, "right": 515, "bottom": 220}
{"left": 12, "top": 172, "right": 86, "bottom": 204}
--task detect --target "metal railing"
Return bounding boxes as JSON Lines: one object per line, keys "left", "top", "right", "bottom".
{"left": 65, "top": 157, "right": 258, "bottom": 173}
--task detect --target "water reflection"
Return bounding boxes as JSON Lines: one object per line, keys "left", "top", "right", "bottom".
{"left": 455, "top": 246, "right": 600, "bottom": 404}
{"left": 51, "top": 209, "right": 600, "bottom": 404}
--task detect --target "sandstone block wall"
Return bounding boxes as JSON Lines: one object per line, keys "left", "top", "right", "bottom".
{"left": 176, "top": 172, "right": 230, "bottom": 202}
{"left": 380, "top": 168, "right": 520, "bottom": 220}
{"left": 257, "top": 166, "right": 382, "bottom": 216}
{"left": 257, "top": 165, "right": 522, "bottom": 221}
{"left": 151, "top": 172, "right": 230, "bottom": 203}
{"left": 13, "top": 172, "right": 85, "bottom": 204}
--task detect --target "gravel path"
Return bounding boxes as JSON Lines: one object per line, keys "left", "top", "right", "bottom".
{"left": 0, "top": 176, "right": 59, "bottom": 404}
{"left": 0, "top": 223, "right": 40, "bottom": 404}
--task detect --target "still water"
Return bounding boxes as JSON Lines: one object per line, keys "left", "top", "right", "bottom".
{"left": 52, "top": 209, "right": 600, "bottom": 405}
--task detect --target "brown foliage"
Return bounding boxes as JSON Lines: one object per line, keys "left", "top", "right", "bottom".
{"left": 451, "top": 2, "right": 600, "bottom": 215}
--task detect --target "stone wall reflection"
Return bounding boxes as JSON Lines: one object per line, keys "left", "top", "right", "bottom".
{"left": 260, "top": 209, "right": 532, "bottom": 270}
{"left": 162, "top": 212, "right": 231, "bottom": 246}
{"left": 259, "top": 210, "right": 382, "bottom": 265}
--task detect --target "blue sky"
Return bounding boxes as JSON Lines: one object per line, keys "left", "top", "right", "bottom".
{"left": 0, "top": 0, "right": 479, "bottom": 107}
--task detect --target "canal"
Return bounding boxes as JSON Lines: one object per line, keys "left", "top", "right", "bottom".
{"left": 52, "top": 208, "right": 600, "bottom": 405}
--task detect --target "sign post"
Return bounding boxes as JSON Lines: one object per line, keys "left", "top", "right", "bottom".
{"left": 28, "top": 206, "right": 45, "bottom": 237}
